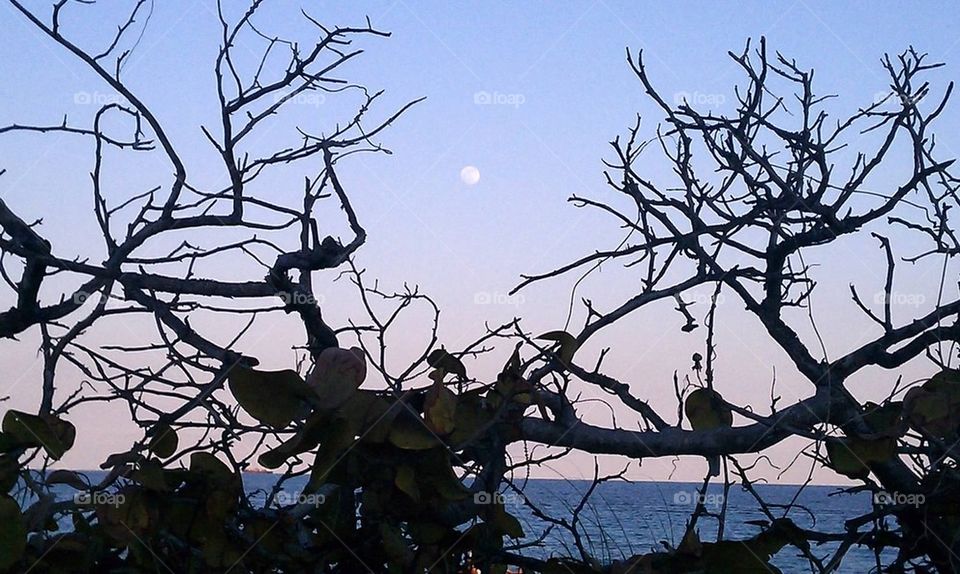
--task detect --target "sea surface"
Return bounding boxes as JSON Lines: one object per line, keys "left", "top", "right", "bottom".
{"left": 39, "top": 473, "right": 888, "bottom": 572}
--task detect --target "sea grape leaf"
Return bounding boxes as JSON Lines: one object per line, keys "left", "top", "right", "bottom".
{"left": 146, "top": 423, "right": 179, "bottom": 458}
{"left": 258, "top": 412, "right": 329, "bottom": 469}
{"left": 427, "top": 348, "right": 467, "bottom": 379}
{"left": 45, "top": 469, "right": 88, "bottom": 490}
{"left": 490, "top": 501, "right": 524, "bottom": 539}
{"left": 132, "top": 459, "right": 168, "bottom": 492}
{"left": 903, "top": 370, "right": 960, "bottom": 438}
{"left": 862, "top": 401, "right": 905, "bottom": 438}
{"left": 1, "top": 411, "right": 75, "bottom": 460}
{"left": 394, "top": 464, "right": 420, "bottom": 502}
{"left": 388, "top": 415, "right": 440, "bottom": 451}
{"left": 308, "top": 347, "right": 367, "bottom": 410}
{"left": 0, "top": 495, "right": 26, "bottom": 570}
{"left": 537, "top": 330, "right": 580, "bottom": 365}
{"left": 826, "top": 437, "right": 896, "bottom": 479}
{"left": 685, "top": 389, "right": 733, "bottom": 430}
{"left": 228, "top": 367, "right": 312, "bottom": 428}
{"left": 424, "top": 380, "right": 457, "bottom": 435}
{"left": 0, "top": 456, "right": 18, "bottom": 493}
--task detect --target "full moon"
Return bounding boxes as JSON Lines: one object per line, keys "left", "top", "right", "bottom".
{"left": 460, "top": 165, "right": 480, "bottom": 186}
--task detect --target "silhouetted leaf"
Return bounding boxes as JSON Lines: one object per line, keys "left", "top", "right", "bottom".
{"left": 228, "top": 367, "right": 312, "bottom": 428}
{"left": 1, "top": 411, "right": 75, "bottom": 460}
{"left": 0, "top": 495, "right": 26, "bottom": 570}
{"left": 423, "top": 380, "right": 457, "bottom": 435}
{"left": 826, "top": 437, "right": 896, "bottom": 479}
{"left": 684, "top": 389, "right": 733, "bottom": 430}
{"left": 903, "top": 370, "right": 960, "bottom": 439}
{"left": 258, "top": 412, "right": 329, "bottom": 469}
{"left": 427, "top": 348, "right": 467, "bottom": 378}
{"left": 308, "top": 347, "right": 367, "bottom": 410}
{"left": 394, "top": 464, "right": 419, "bottom": 502}
{"left": 537, "top": 330, "right": 580, "bottom": 365}
{"left": 45, "top": 470, "right": 88, "bottom": 490}
{"left": 147, "top": 423, "right": 179, "bottom": 458}
{"left": 388, "top": 415, "right": 439, "bottom": 450}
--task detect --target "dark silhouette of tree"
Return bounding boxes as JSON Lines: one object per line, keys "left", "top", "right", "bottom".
{"left": 1, "top": 2, "right": 958, "bottom": 573}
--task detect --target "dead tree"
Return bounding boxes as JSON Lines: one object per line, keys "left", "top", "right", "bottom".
{"left": 505, "top": 39, "right": 960, "bottom": 573}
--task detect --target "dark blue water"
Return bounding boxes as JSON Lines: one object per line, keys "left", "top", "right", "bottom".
{"left": 38, "top": 473, "right": 887, "bottom": 572}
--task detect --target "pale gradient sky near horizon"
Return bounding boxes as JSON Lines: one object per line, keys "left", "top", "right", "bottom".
{"left": 1, "top": 0, "right": 959, "bottom": 484}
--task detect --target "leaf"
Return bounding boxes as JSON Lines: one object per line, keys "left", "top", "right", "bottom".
{"left": 308, "top": 347, "right": 367, "bottom": 410}
{"left": 388, "top": 415, "right": 440, "bottom": 451}
{"left": 678, "top": 528, "right": 703, "bottom": 557}
{"left": 46, "top": 470, "right": 88, "bottom": 490}
{"left": 0, "top": 495, "right": 26, "bottom": 570}
{"left": 1, "top": 411, "right": 75, "bottom": 460}
{"left": 423, "top": 381, "right": 457, "bottom": 435}
{"left": 132, "top": 460, "right": 168, "bottom": 492}
{"left": 258, "top": 412, "right": 330, "bottom": 469}
{"left": 903, "top": 370, "right": 960, "bottom": 439}
{"left": 228, "top": 366, "right": 312, "bottom": 428}
{"left": 684, "top": 388, "right": 733, "bottom": 430}
{"left": 427, "top": 348, "right": 467, "bottom": 379}
{"left": 99, "top": 450, "right": 141, "bottom": 470}
{"left": 490, "top": 502, "right": 524, "bottom": 539}
{"left": 380, "top": 522, "right": 412, "bottom": 563}
{"left": 96, "top": 487, "right": 152, "bottom": 542}
{"left": 147, "top": 423, "right": 179, "bottom": 458}
{"left": 0, "top": 456, "right": 18, "bottom": 493}
{"left": 338, "top": 391, "right": 400, "bottom": 444}
{"left": 305, "top": 417, "right": 361, "bottom": 490}
{"left": 394, "top": 464, "right": 420, "bottom": 502}
{"left": 537, "top": 330, "right": 580, "bottom": 365}
{"left": 826, "top": 437, "right": 896, "bottom": 479}
{"left": 862, "top": 402, "right": 905, "bottom": 438}
{"left": 189, "top": 452, "right": 239, "bottom": 492}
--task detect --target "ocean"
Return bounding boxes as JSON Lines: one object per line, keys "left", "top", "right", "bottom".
{"left": 38, "top": 472, "right": 885, "bottom": 572}
{"left": 242, "top": 474, "right": 886, "bottom": 572}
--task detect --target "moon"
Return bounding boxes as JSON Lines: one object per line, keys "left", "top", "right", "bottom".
{"left": 460, "top": 165, "right": 480, "bottom": 186}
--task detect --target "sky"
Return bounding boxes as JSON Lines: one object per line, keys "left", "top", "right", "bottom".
{"left": 1, "top": 0, "right": 959, "bottom": 484}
